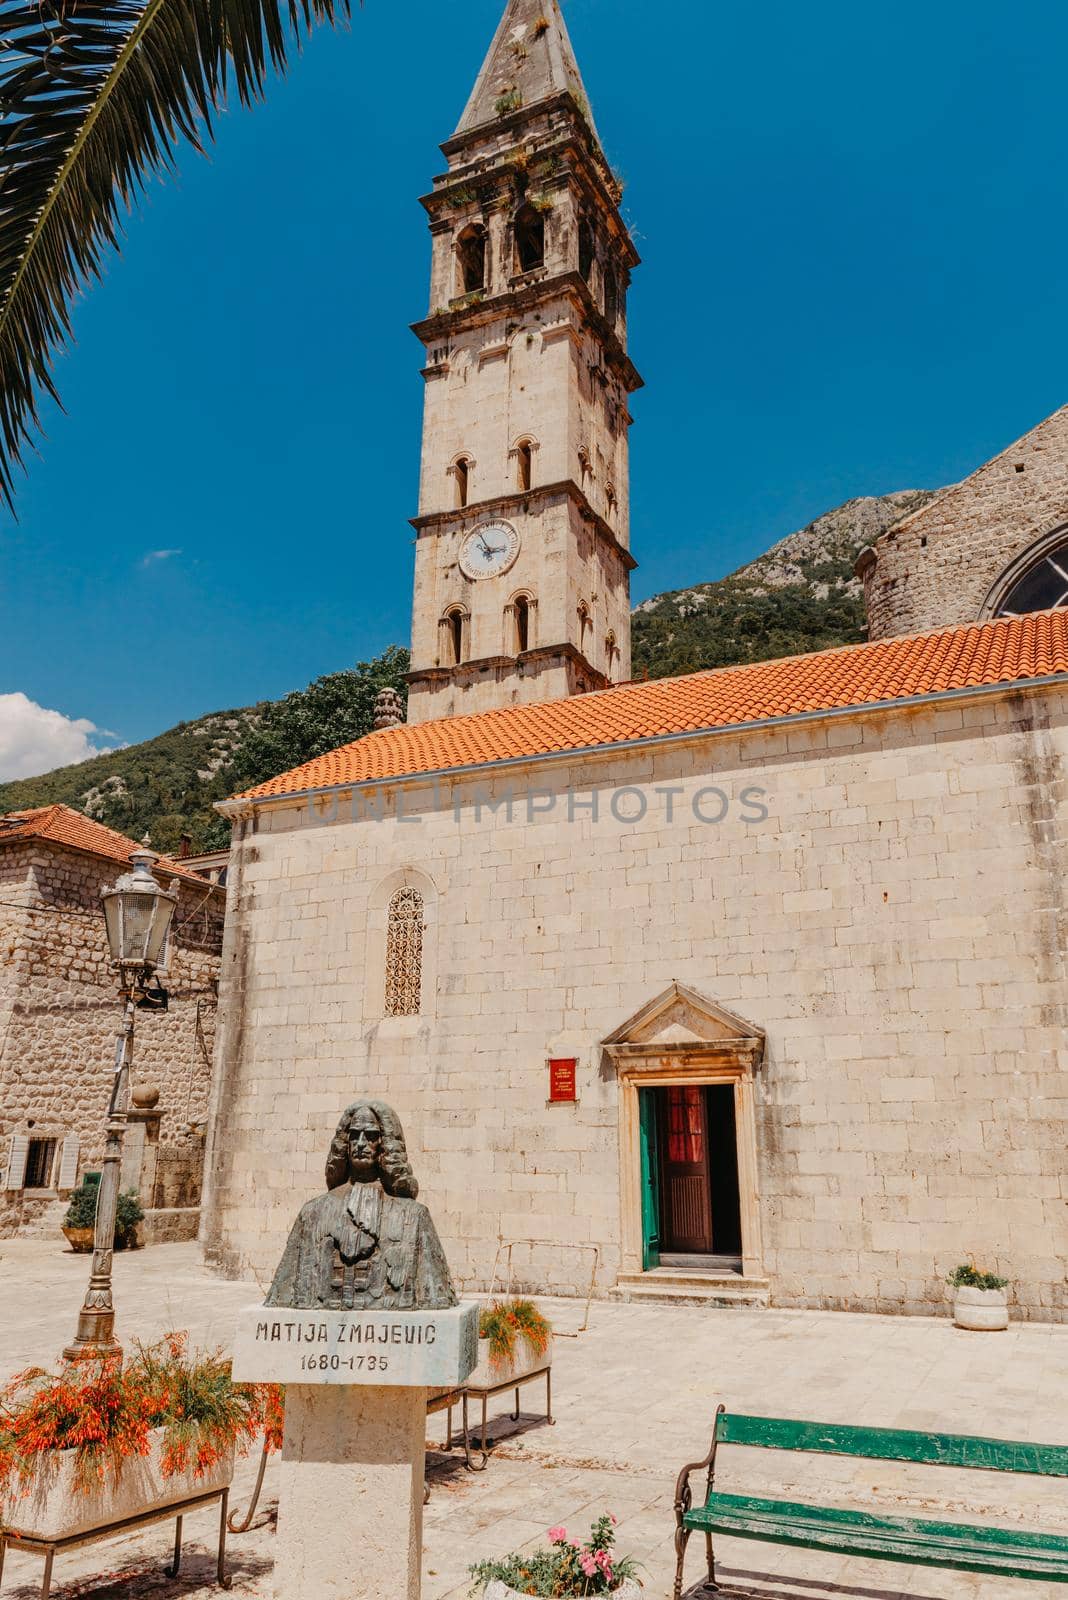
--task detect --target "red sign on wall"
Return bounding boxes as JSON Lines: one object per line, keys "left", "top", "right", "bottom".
{"left": 549, "top": 1059, "right": 578, "bottom": 1104}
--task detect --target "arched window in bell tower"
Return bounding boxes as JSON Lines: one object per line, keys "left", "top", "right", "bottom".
{"left": 515, "top": 204, "right": 545, "bottom": 274}
{"left": 453, "top": 455, "right": 471, "bottom": 510}
{"left": 578, "top": 218, "right": 595, "bottom": 282}
{"left": 456, "top": 225, "right": 486, "bottom": 296}
{"left": 514, "top": 594, "right": 531, "bottom": 653}
{"left": 442, "top": 606, "right": 467, "bottom": 666}
{"left": 516, "top": 438, "right": 535, "bottom": 492}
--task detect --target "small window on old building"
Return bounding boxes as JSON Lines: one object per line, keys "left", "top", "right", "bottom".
{"left": 456, "top": 225, "right": 486, "bottom": 295}
{"left": 444, "top": 607, "right": 466, "bottom": 666}
{"left": 454, "top": 456, "right": 471, "bottom": 510}
{"left": 384, "top": 887, "right": 424, "bottom": 1017}
{"left": 25, "top": 1137, "right": 57, "bottom": 1189}
{"left": 515, "top": 204, "right": 546, "bottom": 274}
{"left": 578, "top": 218, "right": 595, "bottom": 281}
{"left": 514, "top": 594, "right": 532, "bottom": 653}
{"left": 517, "top": 439, "right": 534, "bottom": 492}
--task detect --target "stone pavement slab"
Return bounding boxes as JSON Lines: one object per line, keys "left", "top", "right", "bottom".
{"left": 0, "top": 1241, "right": 1065, "bottom": 1600}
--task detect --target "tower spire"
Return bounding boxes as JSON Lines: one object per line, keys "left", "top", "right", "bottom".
{"left": 454, "top": 0, "right": 600, "bottom": 143}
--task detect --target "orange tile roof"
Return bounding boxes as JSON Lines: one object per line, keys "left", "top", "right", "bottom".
{"left": 235, "top": 609, "right": 1068, "bottom": 803}
{"left": 0, "top": 804, "right": 217, "bottom": 887}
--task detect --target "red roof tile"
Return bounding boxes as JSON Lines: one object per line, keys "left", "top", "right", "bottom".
{"left": 0, "top": 805, "right": 217, "bottom": 887}
{"left": 234, "top": 609, "right": 1068, "bottom": 802}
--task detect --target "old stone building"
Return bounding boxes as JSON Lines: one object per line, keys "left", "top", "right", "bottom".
{"left": 201, "top": 0, "right": 1068, "bottom": 1322}
{"left": 858, "top": 405, "right": 1068, "bottom": 639}
{"left": 0, "top": 807, "right": 225, "bottom": 1240}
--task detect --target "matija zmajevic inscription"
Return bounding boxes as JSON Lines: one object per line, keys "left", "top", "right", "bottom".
{"left": 265, "top": 1098, "right": 458, "bottom": 1312}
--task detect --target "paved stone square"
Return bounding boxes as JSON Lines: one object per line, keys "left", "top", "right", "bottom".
{"left": 1, "top": 1240, "right": 1065, "bottom": 1600}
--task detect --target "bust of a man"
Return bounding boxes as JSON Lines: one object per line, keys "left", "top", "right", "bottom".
{"left": 265, "top": 1099, "right": 458, "bottom": 1312}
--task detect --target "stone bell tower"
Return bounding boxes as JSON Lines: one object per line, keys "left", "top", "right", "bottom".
{"left": 406, "top": 0, "right": 642, "bottom": 726}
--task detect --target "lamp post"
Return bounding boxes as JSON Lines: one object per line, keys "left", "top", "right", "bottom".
{"left": 64, "top": 845, "right": 179, "bottom": 1362}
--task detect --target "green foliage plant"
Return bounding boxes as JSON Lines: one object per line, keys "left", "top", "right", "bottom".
{"left": 478, "top": 1299, "right": 551, "bottom": 1369}
{"left": 947, "top": 1263, "right": 1009, "bottom": 1291}
{"left": 63, "top": 1185, "right": 144, "bottom": 1249}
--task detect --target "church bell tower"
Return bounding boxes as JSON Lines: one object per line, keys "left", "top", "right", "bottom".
{"left": 406, "top": 0, "right": 642, "bottom": 726}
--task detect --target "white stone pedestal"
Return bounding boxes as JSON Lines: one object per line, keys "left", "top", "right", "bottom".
{"left": 233, "top": 1303, "right": 479, "bottom": 1600}
{"left": 275, "top": 1384, "right": 426, "bottom": 1600}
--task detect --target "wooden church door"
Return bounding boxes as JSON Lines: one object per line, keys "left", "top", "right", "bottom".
{"left": 661, "top": 1086, "right": 713, "bottom": 1254}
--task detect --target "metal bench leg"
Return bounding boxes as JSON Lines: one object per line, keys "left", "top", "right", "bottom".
{"left": 166, "top": 1514, "right": 184, "bottom": 1579}
{"left": 218, "top": 1490, "right": 233, "bottom": 1590}
{"left": 0, "top": 1532, "right": 5, "bottom": 1588}
{"left": 444, "top": 1402, "right": 454, "bottom": 1452}
{"left": 39, "top": 1550, "right": 55, "bottom": 1600}
{"left": 461, "top": 1392, "right": 487, "bottom": 1471}
{"left": 546, "top": 1368, "right": 555, "bottom": 1425}
{"left": 704, "top": 1532, "right": 719, "bottom": 1592}
{"left": 672, "top": 1526, "right": 689, "bottom": 1600}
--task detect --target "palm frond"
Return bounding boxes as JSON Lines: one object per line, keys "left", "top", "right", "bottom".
{"left": 0, "top": 0, "right": 352, "bottom": 509}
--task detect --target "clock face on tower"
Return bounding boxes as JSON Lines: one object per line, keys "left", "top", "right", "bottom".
{"left": 458, "top": 520, "right": 521, "bottom": 581}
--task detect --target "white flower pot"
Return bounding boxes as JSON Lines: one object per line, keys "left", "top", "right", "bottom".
{"left": 953, "top": 1286, "right": 1009, "bottom": 1331}
{"left": 484, "top": 1580, "right": 641, "bottom": 1600}
{"left": 465, "top": 1334, "right": 553, "bottom": 1392}
{"left": 2, "top": 1427, "right": 235, "bottom": 1542}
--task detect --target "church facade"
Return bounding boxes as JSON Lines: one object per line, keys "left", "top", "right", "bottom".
{"left": 201, "top": 1, "right": 1068, "bottom": 1322}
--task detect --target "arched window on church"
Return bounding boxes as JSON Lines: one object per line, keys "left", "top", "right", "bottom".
{"left": 454, "top": 456, "right": 471, "bottom": 510}
{"left": 442, "top": 606, "right": 467, "bottom": 666}
{"left": 384, "top": 887, "right": 424, "bottom": 1017}
{"left": 456, "top": 225, "right": 486, "bottom": 296}
{"left": 516, "top": 439, "right": 534, "bottom": 492}
{"left": 992, "top": 533, "right": 1068, "bottom": 617}
{"left": 578, "top": 218, "right": 595, "bottom": 282}
{"left": 515, "top": 204, "right": 545, "bottom": 274}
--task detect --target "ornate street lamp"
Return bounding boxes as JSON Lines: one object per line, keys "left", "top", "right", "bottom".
{"left": 64, "top": 845, "right": 179, "bottom": 1361}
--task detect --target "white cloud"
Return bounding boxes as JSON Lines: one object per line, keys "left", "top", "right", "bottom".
{"left": 140, "top": 548, "right": 183, "bottom": 568}
{"left": 0, "top": 693, "right": 118, "bottom": 782}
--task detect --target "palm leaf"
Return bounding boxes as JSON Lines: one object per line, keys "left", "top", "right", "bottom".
{"left": 0, "top": 0, "right": 352, "bottom": 509}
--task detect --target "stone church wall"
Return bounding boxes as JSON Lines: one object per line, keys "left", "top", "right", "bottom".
{"left": 861, "top": 405, "right": 1068, "bottom": 639}
{"left": 0, "top": 845, "right": 223, "bottom": 1239}
{"left": 203, "top": 682, "right": 1068, "bottom": 1321}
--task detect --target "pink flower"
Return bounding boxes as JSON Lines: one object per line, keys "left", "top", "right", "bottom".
{"left": 595, "top": 1550, "right": 613, "bottom": 1571}
{"left": 548, "top": 1526, "right": 568, "bottom": 1545}
{"left": 580, "top": 1555, "right": 598, "bottom": 1578}
{"left": 610, "top": 1515, "right": 617, "bottom": 1526}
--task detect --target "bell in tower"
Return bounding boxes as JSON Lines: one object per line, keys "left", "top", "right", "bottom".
{"left": 406, "top": 0, "right": 642, "bottom": 726}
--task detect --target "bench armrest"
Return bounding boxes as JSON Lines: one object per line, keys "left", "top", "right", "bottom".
{"left": 674, "top": 1404, "right": 725, "bottom": 1529}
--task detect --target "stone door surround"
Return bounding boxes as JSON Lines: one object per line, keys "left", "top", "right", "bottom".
{"left": 602, "top": 982, "right": 766, "bottom": 1282}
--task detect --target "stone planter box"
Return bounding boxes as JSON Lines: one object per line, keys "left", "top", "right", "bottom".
{"left": 465, "top": 1334, "right": 553, "bottom": 1393}
{"left": 953, "top": 1286, "right": 1009, "bottom": 1331}
{"left": 2, "top": 1428, "right": 235, "bottom": 1542}
{"left": 485, "top": 1581, "right": 640, "bottom": 1600}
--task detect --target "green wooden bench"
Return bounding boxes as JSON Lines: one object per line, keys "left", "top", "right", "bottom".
{"left": 673, "top": 1407, "right": 1068, "bottom": 1599}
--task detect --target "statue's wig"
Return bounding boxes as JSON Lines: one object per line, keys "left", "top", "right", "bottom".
{"left": 325, "top": 1100, "right": 419, "bottom": 1199}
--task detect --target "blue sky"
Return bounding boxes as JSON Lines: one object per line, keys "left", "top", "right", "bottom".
{"left": 2, "top": 0, "right": 1067, "bottom": 766}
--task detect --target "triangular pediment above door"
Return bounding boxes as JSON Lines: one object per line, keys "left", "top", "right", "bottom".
{"left": 601, "top": 981, "right": 765, "bottom": 1061}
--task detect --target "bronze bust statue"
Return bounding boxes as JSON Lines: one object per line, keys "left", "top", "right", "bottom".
{"left": 265, "top": 1099, "right": 458, "bottom": 1312}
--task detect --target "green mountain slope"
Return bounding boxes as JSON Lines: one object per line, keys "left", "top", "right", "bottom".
{"left": 631, "top": 490, "right": 938, "bottom": 680}
{"left": 1, "top": 494, "right": 938, "bottom": 847}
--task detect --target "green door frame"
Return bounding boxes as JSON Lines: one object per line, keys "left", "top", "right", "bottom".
{"left": 639, "top": 1088, "right": 661, "bottom": 1271}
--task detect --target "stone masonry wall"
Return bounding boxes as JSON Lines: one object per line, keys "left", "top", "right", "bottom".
{"left": 0, "top": 844, "right": 223, "bottom": 1238}
{"left": 202, "top": 683, "right": 1068, "bottom": 1321}
{"left": 862, "top": 406, "right": 1068, "bottom": 639}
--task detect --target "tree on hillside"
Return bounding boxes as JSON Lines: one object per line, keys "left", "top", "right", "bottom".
{"left": 228, "top": 645, "right": 409, "bottom": 801}
{"left": 0, "top": 0, "right": 351, "bottom": 507}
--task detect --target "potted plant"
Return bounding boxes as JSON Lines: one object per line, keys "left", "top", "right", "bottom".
{"left": 470, "top": 1514, "right": 641, "bottom": 1598}
{"left": 0, "top": 1334, "right": 262, "bottom": 1542}
{"left": 948, "top": 1263, "right": 1010, "bottom": 1331}
{"left": 467, "top": 1299, "right": 552, "bottom": 1390}
{"left": 62, "top": 1184, "right": 145, "bottom": 1253}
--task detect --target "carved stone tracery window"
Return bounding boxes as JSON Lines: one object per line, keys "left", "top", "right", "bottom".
{"left": 384, "top": 888, "right": 424, "bottom": 1017}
